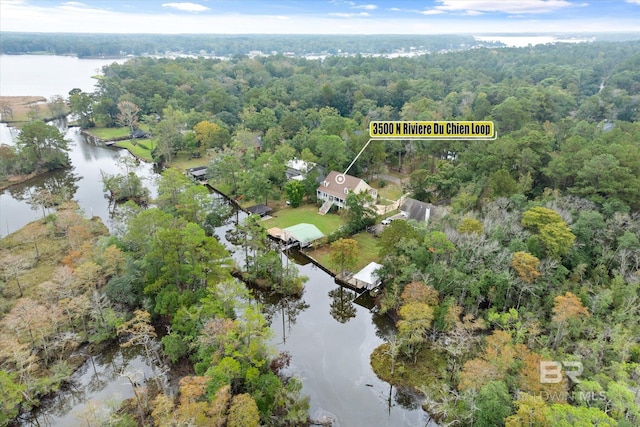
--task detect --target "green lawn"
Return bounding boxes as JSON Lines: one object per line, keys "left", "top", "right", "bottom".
{"left": 87, "top": 124, "right": 151, "bottom": 141}
{"left": 114, "top": 139, "right": 157, "bottom": 162}
{"left": 86, "top": 126, "right": 130, "bottom": 140}
{"left": 262, "top": 204, "right": 346, "bottom": 236}
{"left": 168, "top": 151, "right": 210, "bottom": 172}
{"left": 370, "top": 179, "right": 404, "bottom": 201}
{"left": 262, "top": 204, "right": 381, "bottom": 274}
{"left": 309, "top": 231, "right": 380, "bottom": 273}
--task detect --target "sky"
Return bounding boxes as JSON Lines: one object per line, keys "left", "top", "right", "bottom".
{"left": 1, "top": 0, "right": 639, "bottom": 34}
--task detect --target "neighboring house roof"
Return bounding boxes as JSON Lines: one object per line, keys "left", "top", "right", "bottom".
{"left": 246, "top": 204, "right": 273, "bottom": 216}
{"left": 187, "top": 166, "right": 208, "bottom": 178}
{"left": 400, "top": 198, "right": 436, "bottom": 222}
{"left": 286, "top": 158, "right": 315, "bottom": 174}
{"left": 130, "top": 129, "right": 148, "bottom": 139}
{"left": 317, "top": 171, "right": 376, "bottom": 199}
{"left": 283, "top": 223, "right": 325, "bottom": 245}
{"left": 352, "top": 262, "right": 383, "bottom": 289}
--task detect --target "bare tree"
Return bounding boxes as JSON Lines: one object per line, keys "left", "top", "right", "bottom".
{"left": 382, "top": 335, "right": 403, "bottom": 375}
{"left": 47, "top": 95, "right": 67, "bottom": 119}
{"left": 120, "top": 369, "right": 148, "bottom": 424}
{"left": 0, "top": 253, "right": 29, "bottom": 297}
{"left": 116, "top": 100, "right": 141, "bottom": 133}
{"left": 0, "top": 104, "right": 13, "bottom": 121}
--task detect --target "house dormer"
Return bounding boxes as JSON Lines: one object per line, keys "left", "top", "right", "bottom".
{"left": 344, "top": 187, "right": 348, "bottom": 194}
{"left": 323, "top": 180, "right": 329, "bottom": 187}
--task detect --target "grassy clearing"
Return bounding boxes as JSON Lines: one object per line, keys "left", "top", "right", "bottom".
{"left": 114, "top": 139, "right": 157, "bottom": 162}
{"left": 370, "top": 343, "right": 448, "bottom": 397}
{"left": 0, "top": 202, "right": 111, "bottom": 413}
{"left": 0, "top": 203, "right": 109, "bottom": 303}
{"left": 371, "top": 179, "right": 404, "bottom": 201}
{"left": 262, "top": 203, "right": 346, "bottom": 236}
{"left": 86, "top": 124, "right": 151, "bottom": 141}
{"left": 309, "top": 231, "right": 380, "bottom": 273}
{"left": 168, "top": 151, "right": 210, "bottom": 171}
{"left": 0, "top": 96, "right": 58, "bottom": 125}
{"left": 351, "top": 232, "right": 380, "bottom": 268}
{"left": 86, "top": 126, "right": 130, "bottom": 140}
{"left": 0, "top": 221, "right": 62, "bottom": 302}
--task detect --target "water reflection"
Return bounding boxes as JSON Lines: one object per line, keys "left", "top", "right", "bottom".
{"left": 0, "top": 123, "right": 158, "bottom": 237}
{"left": 21, "top": 344, "right": 158, "bottom": 427}
{"left": 5, "top": 167, "right": 80, "bottom": 216}
{"left": 264, "top": 256, "right": 430, "bottom": 427}
{"left": 257, "top": 291, "right": 310, "bottom": 345}
{"left": 212, "top": 204, "right": 430, "bottom": 425}
{"left": 328, "top": 287, "right": 357, "bottom": 324}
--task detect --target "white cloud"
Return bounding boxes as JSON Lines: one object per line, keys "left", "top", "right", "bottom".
{"left": 0, "top": 0, "right": 637, "bottom": 34}
{"left": 434, "top": 0, "right": 574, "bottom": 14}
{"left": 626, "top": 0, "right": 640, "bottom": 4}
{"left": 329, "top": 12, "right": 370, "bottom": 17}
{"left": 353, "top": 4, "right": 377, "bottom": 10}
{"left": 419, "top": 9, "right": 445, "bottom": 15}
{"left": 58, "top": 2, "right": 112, "bottom": 16}
{"left": 162, "top": 2, "right": 210, "bottom": 12}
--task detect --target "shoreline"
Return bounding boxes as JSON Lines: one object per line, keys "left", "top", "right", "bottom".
{"left": 0, "top": 96, "right": 67, "bottom": 126}
{"left": 0, "top": 171, "right": 42, "bottom": 192}
{"left": 0, "top": 165, "right": 72, "bottom": 192}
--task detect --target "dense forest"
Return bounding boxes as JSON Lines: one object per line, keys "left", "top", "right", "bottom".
{"left": 0, "top": 32, "right": 486, "bottom": 57}
{"left": 2, "top": 38, "right": 640, "bottom": 426}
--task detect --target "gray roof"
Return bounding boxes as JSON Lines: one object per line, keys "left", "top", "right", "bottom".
{"left": 400, "top": 198, "right": 436, "bottom": 222}
{"left": 246, "top": 204, "right": 273, "bottom": 216}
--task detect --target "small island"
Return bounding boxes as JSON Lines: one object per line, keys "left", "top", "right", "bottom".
{"left": 0, "top": 117, "right": 71, "bottom": 191}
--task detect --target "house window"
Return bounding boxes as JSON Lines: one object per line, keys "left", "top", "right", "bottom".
{"left": 344, "top": 187, "right": 348, "bottom": 194}
{"left": 323, "top": 180, "right": 328, "bottom": 187}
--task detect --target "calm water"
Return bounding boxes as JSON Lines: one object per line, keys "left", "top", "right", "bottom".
{"left": 473, "top": 35, "right": 594, "bottom": 47}
{"left": 21, "top": 345, "right": 161, "bottom": 426}
{"left": 2, "top": 54, "right": 432, "bottom": 426}
{"left": 265, "top": 257, "right": 430, "bottom": 426}
{"left": 0, "top": 121, "right": 157, "bottom": 238}
{"left": 0, "top": 54, "right": 126, "bottom": 97}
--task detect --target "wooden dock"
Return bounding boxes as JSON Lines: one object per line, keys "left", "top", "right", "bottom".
{"left": 335, "top": 271, "right": 367, "bottom": 290}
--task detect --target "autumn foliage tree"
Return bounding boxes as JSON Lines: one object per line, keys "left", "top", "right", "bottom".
{"left": 511, "top": 251, "right": 541, "bottom": 284}
{"left": 397, "top": 302, "right": 434, "bottom": 361}
{"left": 521, "top": 206, "right": 575, "bottom": 259}
{"left": 551, "top": 291, "right": 590, "bottom": 349}
{"left": 401, "top": 281, "right": 439, "bottom": 305}
{"left": 458, "top": 330, "right": 516, "bottom": 392}
{"left": 457, "top": 217, "right": 483, "bottom": 235}
{"left": 194, "top": 120, "right": 231, "bottom": 150}
{"left": 227, "top": 393, "right": 261, "bottom": 427}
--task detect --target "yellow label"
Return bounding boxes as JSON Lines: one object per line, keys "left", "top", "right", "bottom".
{"left": 369, "top": 121, "right": 495, "bottom": 139}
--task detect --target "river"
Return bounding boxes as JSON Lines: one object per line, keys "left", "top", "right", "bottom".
{"left": 0, "top": 122, "right": 158, "bottom": 238}
{"left": 1, "top": 54, "right": 432, "bottom": 426}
